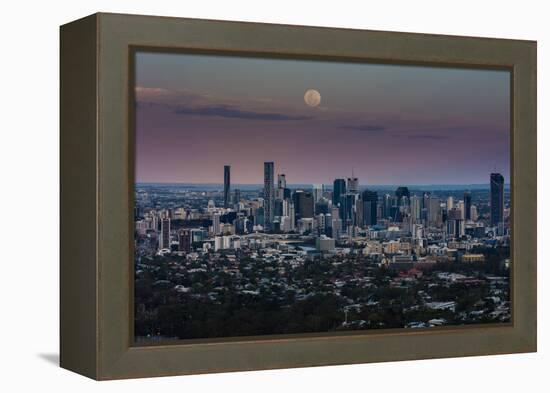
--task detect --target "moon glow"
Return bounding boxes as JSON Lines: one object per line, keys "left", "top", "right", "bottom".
{"left": 304, "top": 89, "right": 321, "bottom": 107}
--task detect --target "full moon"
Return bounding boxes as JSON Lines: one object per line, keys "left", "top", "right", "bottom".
{"left": 304, "top": 89, "right": 321, "bottom": 107}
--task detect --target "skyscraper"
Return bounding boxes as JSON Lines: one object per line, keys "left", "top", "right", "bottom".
{"left": 410, "top": 195, "right": 422, "bottom": 221}
{"left": 347, "top": 177, "right": 359, "bottom": 194}
{"left": 362, "top": 190, "right": 378, "bottom": 226}
{"left": 264, "top": 162, "right": 275, "bottom": 229}
{"left": 395, "top": 186, "right": 410, "bottom": 206}
{"left": 277, "top": 174, "right": 287, "bottom": 189}
{"left": 211, "top": 213, "right": 221, "bottom": 235}
{"left": 447, "top": 196, "right": 454, "bottom": 210}
{"left": 293, "top": 190, "right": 314, "bottom": 220}
{"left": 342, "top": 193, "right": 357, "bottom": 228}
{"left": 464, "top": 191, "right": 472, "bottom": 220}
{"left": 159, "top": 217, "right": 170, "bottom": 250}
{"left": 223, "top": 165, "right": 230, "bottom": 208}
{"left": 313, "top": 184, "right": 324, "bottom": 203}
{"left": 490, "top": 173, "right": 504, "bottom": 226}
{"left": 178, "top": 229, "right": 191, "bottom": 252}
{"left": 333, "top": 179, "right": 346, "bottom": 207}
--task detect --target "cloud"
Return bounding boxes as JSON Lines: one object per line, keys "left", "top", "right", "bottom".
{"left": 174, "top": 105, "right": 313, "bottom": 121}
{"left": 136, "top": 86, "right": 315, "bottom": 121}
{"left": 406, "top": 134, "right": 451, "bottom": 141}
{"left": 339, "top": 124, "right": 387, "bottom": 132}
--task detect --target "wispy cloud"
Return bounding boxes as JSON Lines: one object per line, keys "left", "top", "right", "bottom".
{"left": 339, "top": 124, "right": 387, "bottom": 132}
{"left": 136, "top": 86, "right": 315, "bottom": 121}
{"left": 174, "top": 105, "right": 313, "bottom": 121}
{"left": 406, "top": 134, "right": 451, "bottom": 141}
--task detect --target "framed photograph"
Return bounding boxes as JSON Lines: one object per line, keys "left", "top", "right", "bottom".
{"left": 60, "top": 13, "right": 537, "bottom": 380}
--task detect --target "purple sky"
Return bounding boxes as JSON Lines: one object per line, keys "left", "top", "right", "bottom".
{"left": 135, "top": 51, "right": 510, "bottom": 185}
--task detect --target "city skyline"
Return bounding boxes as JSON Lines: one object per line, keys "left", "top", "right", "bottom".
{"left": 136, "top": 161, "right": 509, "bottom": 188}
{"left": 135, "top": 51, "right": 510, "bottom": 185}
{"left": 133, "top": 50, "right": 511, "bottom": 342}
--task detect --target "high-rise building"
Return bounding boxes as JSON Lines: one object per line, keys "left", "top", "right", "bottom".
{"left": 315, "top": 198, "right": 330, "bottom": 215}
{"left": 347, "top": 177, "right": 359, "bottom": 194}
{"left": 448, "top": 207, "right": 463, "bottom": 220}
{"left": 255, "top": 206, "right": 265, "bottom": 227}
{"left": 464, "top": 191, "right": 472, "bottom": 220}
{"left": 410, "top": 195, "right": 422, "bottom": 221}
{"left": 293, "top": 190, "right": 314, "bottom": 220}
{"left": 342, "top": 193, "right": 357, "bottom": 228}
{"left": 159, "top": 217, "right": 170, "bottom": 250}
{"left": 362, "top": 190, "right": 378, "bottom": 226}
{"left": 178, "top": 229, "right": 191, "bottom": 252}
{"left": 470, "top": 205, "right": 478, "bottom": 221}
{"left": 490, "top": 173, "right": 505, "bottom": 226}
{"left": 274, "top": 198, "right": 283, "bottom": 217}
{"left": 264, "top": 162, "right": 275, "bottom": 229}
{"left": 223, "top": 165, "right": 230, "bottom": 208}
{"left": 447, "top": 196, "right": 454, "bottom": 210}
{"left": 457, "top": 200, "right": 465, "bottom": 220}
{"left": 277, "top": 174, "right": 287, "bottom": 189}
{"left": 395, "top": 186, "right": 410, "bottom": 206}
{"left": 427, "top": 197, "right": 441, "bottom": 226}
{"left": 333, "top": 179, "right": 346, "bottom": 207}
{"left": 289, "top": 202, "right": 296, "bottom": 230}
{"left": 313, "top": 184, "right": 324, "bottom": 203}
{"left": 382, "top": 194, "right": 393, "bottom": 219}
{"left": 211, "top": 213, "right": 221, "bottom": 235}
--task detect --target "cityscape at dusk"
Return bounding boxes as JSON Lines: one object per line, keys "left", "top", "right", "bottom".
{"left": 135, "top": 52, "right": 510, "bottom": 185}
{"left": 133, "top": 51, "right": 511, "bottom": 342}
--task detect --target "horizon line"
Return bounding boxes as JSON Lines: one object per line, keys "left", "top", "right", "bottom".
{"left": 135, "top": 181, "right": 510, "bottom": 187}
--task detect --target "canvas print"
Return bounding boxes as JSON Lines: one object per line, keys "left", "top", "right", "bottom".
{"left": 133, "top": 51, "right": 511, "bottom": 343}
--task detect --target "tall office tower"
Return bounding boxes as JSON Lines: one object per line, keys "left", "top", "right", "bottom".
{"left": 470, "top": 205, "right": 478, "bottom": 221}
{"left": 362, "top": 190, "right": 378, "bottom": 226}
{"left": 315, "top": 198, "right": 330, "bottom": 215}
{"left": 410, "top": 195, "right": 422, "bottom": 221}
{"left": 211, "top": 213, "right": 221, "bottom": 235}
{"left": 289, "top": 202, "right": 296, "bottom": 230}
{"left": 178, "top": 229, "right": 191, "bottom": 252}
{"left": 447, "top": 196, "right": 454, "bottom": 210}
{"left": 223, "top": 165, "right": 231, "bottom": 208}
{"left": 234, "top": 189, "right": 241, "bottom": 205}
{"left": 446, "top": 218, "right": 465, "bottom": 239}
{"left": 315, "top": 214, "right": 326, "bottom": 235}
{"left": 490, "top": 173, "right": 505, "bottom": 226}
{"left": 395, "top": 186, "right": 410, "bottom": 206}
{"left": 313, "top": 184, "right": 324, "bottom": 203}
{"left": 448, "top": 207, "right": 463, "bottom": 220}
{"left": 347, "top": 177, "right": 359, "bottom": 194}
{"left": 450, "top": 208, "right": 464, "bottom": 235}
{"left": 342, "top": 193, "right": 357, "bottom": 228}
{"left": 330, "top": 206, "right": 341, "bottom": 236}
{"left": 457, "top": 200, "right": 465, "bottom": 220}
{"left": 427, "top": 197, "right": 441, "bottom": 226}
{"left": 255, "top": 207, "right": 265, "bottom": 227}
{"left": 264, "top": 162, "right": 275, "bottom": 229}
{"left": 293, "top": 190, "right": 314, "bottom": 220}
{"left": 274, "top": 199, "right": 283, "bottom": 217}
{"left": 333, "top": 179, "right": 346, "bottom": 207}
{"left": 277, "top": 174, "right": 287, "bottom": 189}
{"left": 423, "top": 192, "right": 431, "bottom": 210}
{"left": 383, "top": 194, "right": 393, "bottom": 219}
{"left": 159, "top": 217, "right": 171, "bottom": 250}
{"left": 464, "top": 191, "right": 472, "bottom": 220}
{"left": 281, "top": 198, "right": 290, "bottom": 217}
